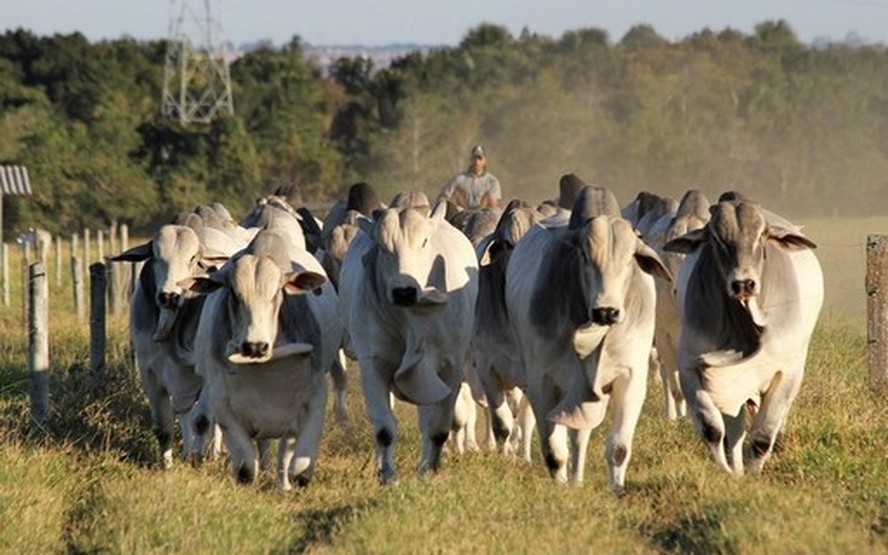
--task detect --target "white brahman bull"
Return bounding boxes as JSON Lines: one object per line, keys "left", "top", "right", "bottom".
{"left": 663, "top": 195, "right": 823, "bottom": 475}
{"left": 506, "top": 185, "right": 670, "bottom": 494}
{"left": 241, "top": 194, "right": 349, "bottom": 422}
{"left": 183, "top": 229, "right": 342, "bottom": 489}
{"left": 112, "top": 218, "right": 239, "bottom": 468}
{"left": 472, "top": 199, "right": 543, "bottom": 460}
{"left": 339, "top": 199, "right": 478, "bottom": 484}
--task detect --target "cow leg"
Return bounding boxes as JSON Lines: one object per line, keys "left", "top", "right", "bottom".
{"left": 418, "top": 392, "right": 457, "bottom": 474}
{"left": 479, "top": 367, "right": 513, "bottom": 452}
{"left": 277, "top": 437, "right": 297, "bottom": 491}
{"left": 569, "top": 427, "right": 592, "bottom": 484}
{"left": 531, "top": 377, "right": 569, "bottom": 483}
{"left": 257, "top": 440, "right": 272, "bottom": 473}
{"left": 222, "top": 421, "right": 258, "bottom": 485}
{"left": 360, "top": 357, "right": 399, "bottom": 485}
{"left": 449, "top": 383, "right": 470, "bottom": 455}
{"left": 463, "top": 393, "right": 479, "bottom": 452}
{"left": 330, "top": 349, "right": 349, "bottom": 424}
{"left": 722, "top": 411, "right": 747, "bottom": 476}
{"left": 605, "top": 375, "right": 641, "bottom": 496}
{"left": 656, "top": 331, "right": 685, "bottom": 420}
{"left": 748, "top": 370, "right": 798, "bottom": 475}
{"left": 516, "top": 393, "right": 536, "bottom": 463}
{"left": 188, "top": 393, "right": 214, "bottom": 465}
{"left": 141, "top": 367, "right": 175, "bottom": 469}
{"left": 289, "top": 376, "right": 329, "bottom": 487}
{"left": 681, "top": 366, "right": 731, "bottom": 473}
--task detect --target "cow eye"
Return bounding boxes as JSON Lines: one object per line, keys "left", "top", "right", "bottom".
{"left": 421, "top": 238, "right": 429, "bottom": 248}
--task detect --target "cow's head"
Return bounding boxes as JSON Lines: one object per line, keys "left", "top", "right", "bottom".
{"left": 664, "top": 198, "right": 816, "bottom": 326}
{"left": 360, "top": 202, "right": 448, "bottom": 308}
{"left": 322, "top": 210, "right": 362, "bottom": 290}
{"left": 113, "top": 225, "right": 227, "bottom": 341}
{"left": 181, "top": 253, "right": 326, "bottom": 364}
{"left": 480, "top": 200, "right": 541, "bottom": 265}
{"left": 570, "top": 216, "right": 671, "bottom": 327}
{"left": 561, "top": 216, "right": 670, "bottom": 360}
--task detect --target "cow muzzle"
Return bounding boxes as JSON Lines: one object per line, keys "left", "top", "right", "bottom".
{"left": 391, "top": 287, "right": 418, "bottom": 307}
{"left": 240, "top": 341, "right": 270, "bottom": 359}
{"left": 157, "top": 291, "right": 182, "bottom": 309}
{"left": 730, "top": 279, "right": 757, "bottom": 300}
{"left": 591, "top": 307, "right": 621, "bottom": 326}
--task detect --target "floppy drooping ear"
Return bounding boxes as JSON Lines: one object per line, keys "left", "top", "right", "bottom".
{"left": 663, "top": 228, "right": 707, "bottom": 254}
{"left": 429, "top": 199, "right": 448, "bottom": 229}
{"left": 635, "top": 240, "right": 673, "bottom": 282}
{"left": 178, "top": 274, "right": 225, "bottom": 297}
{"left": 198, "top": 249, "right": 230, "bottom": 271}
{"left": 111, "top": 241, "right": 153, "bottom": 262}
{"left": 767, "top": 225, "right": 817, "bottom": 251}
{"left": 282, "top": 271, "right": 327, "bottom": 295}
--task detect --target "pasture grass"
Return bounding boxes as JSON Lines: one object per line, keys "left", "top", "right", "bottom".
{"left": 0, "top": 233, "right": 887, "bottom": 552}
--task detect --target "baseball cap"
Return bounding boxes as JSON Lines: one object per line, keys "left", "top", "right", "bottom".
{"left": 470, "top": 145, "right": 485, "bottom": 158}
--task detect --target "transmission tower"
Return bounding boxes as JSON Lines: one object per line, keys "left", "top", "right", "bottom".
{"left": 162, "top": 0, "right": 234, "bottom": 125}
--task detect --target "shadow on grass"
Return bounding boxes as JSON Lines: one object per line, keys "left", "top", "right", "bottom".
{"left": 289, "top": 500, "right": 375, "bottom": 554}
{"left": 650, "top": 504, "right": 739, "bottom": 555}
{"left": 0, "top": 345, "right": 159, "bottom": 467}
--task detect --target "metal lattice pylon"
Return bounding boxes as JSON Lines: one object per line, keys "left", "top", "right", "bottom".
{"left": 162, "top": 0, "right": 234, "bottom": 124}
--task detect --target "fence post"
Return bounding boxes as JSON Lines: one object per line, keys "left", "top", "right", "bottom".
{"left": 866, "top": 234, "right": 888, "bottom": 388}
{"left": 83, "top": 228, "right": 91, "bottom": 267}
{"left": 55, "top": 235, "right": 62, "bottom": 287}
{"left": 97, "top": 229, "right": 105, "bottom": 263}
{"left": 28, "top": 263, "right": 49, "bottom": 428}
{"left": 1, "top": 243, "right": 8, "bottom": 306}
{"left": 22, "top": 242, "right": 31, "bottom": 330}
{"left": 71, "top": 255, "right": 85, "bottom": 322}
{"left": 90, "top": 262, "right": 106, "bottom": 393}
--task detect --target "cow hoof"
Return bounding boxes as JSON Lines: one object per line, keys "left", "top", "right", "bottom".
{"left": 612, "top": 485, "right": 627, "bottom": 498}
{"left": 378, "top": 468, "right": 398, "bottom": 486}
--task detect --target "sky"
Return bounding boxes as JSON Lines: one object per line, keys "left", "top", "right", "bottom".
{"left": 4, "top": 0, "right": 888, "bottom": 48}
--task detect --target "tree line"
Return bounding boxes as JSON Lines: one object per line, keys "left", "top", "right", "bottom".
{"left": 1, "top": 20, "right": 887, "bottom": 235}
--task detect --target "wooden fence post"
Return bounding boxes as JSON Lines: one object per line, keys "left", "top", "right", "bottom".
{"left": 866, "top": 234, "right": 888, "bottom": 388}
{"left": 71, "top": 255, "right": 85, "bottom": 322}
{"left": 97, "top": 229, "right": 105, "bottom": 263}
{"left": 22, "top": 242, "right": 31, "bottom": 329}
{"left": 55, "top": 235, "right": 62, "bottom": 287}
{"left": 1, "top": 243, "right": 8, "bottom": 306}
{"left": 90, "top": 262, "right": 106, "bottom": 392}
{"left": 83, "top": 228, "right": 91, "bottom": 267}
{"left": 28, "top": 263, "right": 49, "bottom": 428}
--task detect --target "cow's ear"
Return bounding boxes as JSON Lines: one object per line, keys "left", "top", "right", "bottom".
{"left": 358, "top": 215, "right": 376, "bottom": 238}
{"left": 663, "top": 228, "right": 706, "bottom": 254}
{"left": 767, "top": 226, "right": 817, "bottom": 251}
{"left": 430, "top": 200, "right": 448, "bottom": 227}
{"left": 282, "top": 271, "right": 327, "bottom": 295}
{"left": 635, "top": 241, "right": 672, "bottom": 282}
{"left": 112, "top": 241, "right": 153, "bottom": 262}
{"left": 199, "top": 249, "right": 229, "bottom": 270}
{"left": 178, "top": 275, "right": 224, "bottom": 296}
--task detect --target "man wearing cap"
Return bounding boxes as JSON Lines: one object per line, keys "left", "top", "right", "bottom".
{"left": 436, "top": 144, "right": 501, "bottom": 209}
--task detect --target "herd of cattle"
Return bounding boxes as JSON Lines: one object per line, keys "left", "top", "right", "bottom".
{"left": 112, "top": 174, "right": 824, "bottom": 495}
